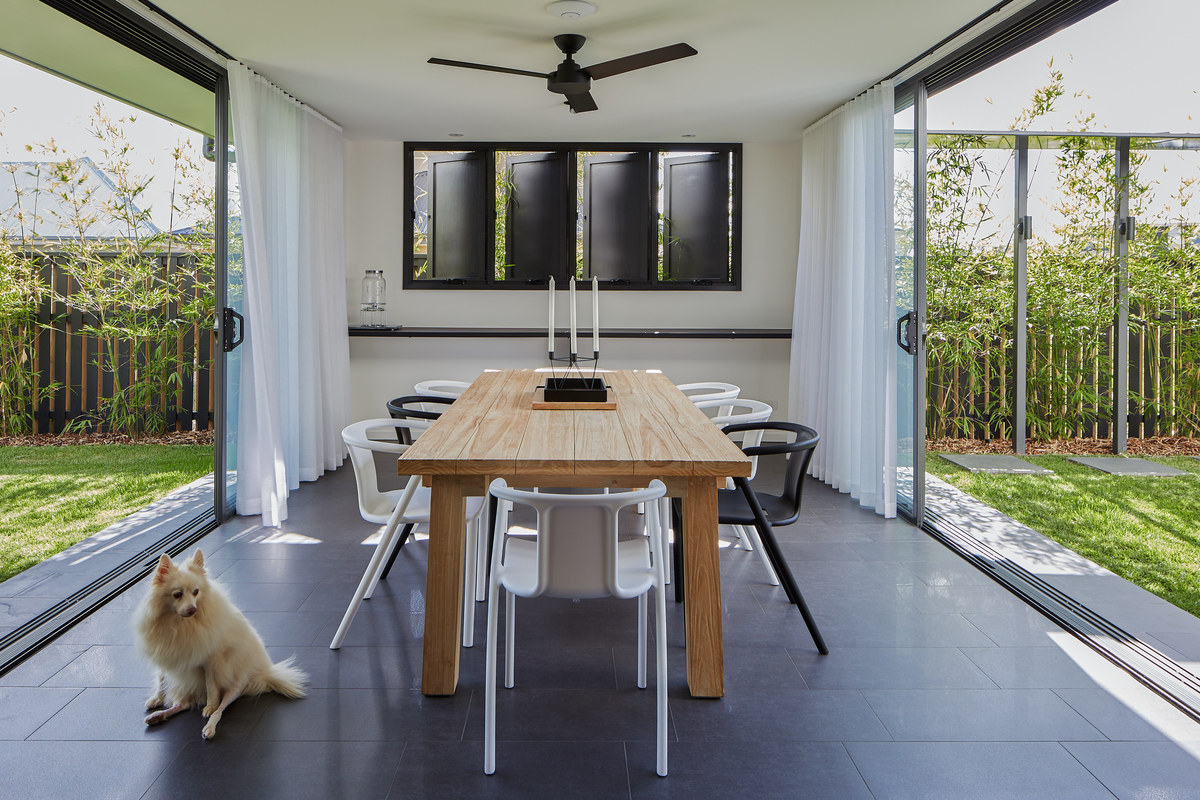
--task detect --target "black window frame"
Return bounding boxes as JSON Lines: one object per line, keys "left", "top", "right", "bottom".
{"left": 403, "top": 141, "right": 742, "bottom": 291}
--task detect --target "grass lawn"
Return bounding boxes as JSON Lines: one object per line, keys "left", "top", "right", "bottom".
{"left": 928, "top": 454, "right": 1200, "bottom": 617}
{"left": 0, "top": 444, "right": 214, "bottom": 583}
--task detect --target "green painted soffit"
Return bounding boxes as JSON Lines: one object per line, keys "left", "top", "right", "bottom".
{"left": 0, "top": 0, "right": 215, "bottom": 136}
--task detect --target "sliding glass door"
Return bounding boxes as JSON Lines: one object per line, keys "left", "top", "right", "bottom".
{"left": 214, "top": 83, "right": 242, "bottom": 518}
{"left": 894, "top": 86, "right": 927, "bottom": 521}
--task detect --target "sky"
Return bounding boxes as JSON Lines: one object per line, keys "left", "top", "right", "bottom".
{"left": 927, "top": 0, "right": 1200, "bottom": 133}
{"left": 1, "top": 0, "right": 1197, "bottom": 237}
{"left": 0, "top": 55, "right": 211, "bottom": 232}
{"left": 920, "top": 0, "right": 1200, "bottom": 243}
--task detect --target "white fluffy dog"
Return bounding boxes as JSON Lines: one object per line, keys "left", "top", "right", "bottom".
{"left": 135, "top": 549, "right": 308, "bottom": 739}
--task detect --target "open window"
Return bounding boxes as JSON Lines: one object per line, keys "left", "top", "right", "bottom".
{"left": 503, "top": 151, "right": 572, "bottom": 282}
{"left": 661, "top": 152, "right": 732, "bottom": 283}
{"left": 581, "top": 152, "right": 653, "bottom": 282}
{"left": 404, "top": 142, "right": 741, "bottom": 290}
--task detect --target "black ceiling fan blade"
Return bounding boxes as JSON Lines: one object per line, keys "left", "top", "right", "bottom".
{"left": 582, "top": 43, "right": 697, "bottom": 80}
{"left": 427, "top": 58, "right": 548, "bottom": 79}
{"left": 565, "top": 91, "right": 598, "bottom": 113}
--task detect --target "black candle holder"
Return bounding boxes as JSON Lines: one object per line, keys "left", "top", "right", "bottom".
{"left": 543, "top": 351, "right": 607, "bottom": 402}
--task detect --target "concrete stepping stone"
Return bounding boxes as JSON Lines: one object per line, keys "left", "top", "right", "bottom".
{"left": 939, "top": 454, "right": 1052, "bottom": 474}
{"left": 1067, "top": 457, "right": 1187, "bottom": 476}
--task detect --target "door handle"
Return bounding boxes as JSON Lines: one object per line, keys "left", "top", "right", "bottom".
{"left": 222, "top": 307, "right": 244, "bottom": 353}
{"left": 897, "top": 311, "right": 917, "bottom": 356}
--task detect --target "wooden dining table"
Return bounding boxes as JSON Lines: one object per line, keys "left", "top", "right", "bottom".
{"left": 398, "top": 368, "right": 752, "bottom": 698}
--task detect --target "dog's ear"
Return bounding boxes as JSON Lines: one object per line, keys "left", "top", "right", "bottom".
{"left": 189, "top": 549, "right": 205, "bottom": 572}
{"left": 153, "top": 553, "right": 173, "bottom": 584}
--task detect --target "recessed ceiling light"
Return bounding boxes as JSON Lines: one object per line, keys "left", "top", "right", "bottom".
{"left": 448, "top": 133, "right": 465, "bottom": 137}
{"left": 681, "top": 134, "right": 697, "bottom": 138}
{"left": 546, "top": 0, "right": 595, "bottom": 20}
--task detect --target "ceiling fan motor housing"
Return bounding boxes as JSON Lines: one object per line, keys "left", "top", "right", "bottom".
{"left": 548, "top": 60, "right": 591, "bottom": 95}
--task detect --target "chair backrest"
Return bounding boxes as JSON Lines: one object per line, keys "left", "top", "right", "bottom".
{"left": 720, "top": 421, "right": 819, "bottom": 525}
{"left": 488, "top": 479, "right": 666, "bottom": 601}
{"left": 342, "top": 418, "right": 411, "bottom": 523}
{"left": 695, "top": 398, "right": 772, "bottom": 479}
{"left": 386, "top": 395, "right": 453, "bottom": 443}
{"left": 677, "top": 381, "right": 740, "bottom": 419}
{"left": 414, "top": 379, "right": 471, "bottom": 399}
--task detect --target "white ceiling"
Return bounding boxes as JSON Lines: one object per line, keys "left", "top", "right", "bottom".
{"left": 154, "top": 0, "right": 1002, "bottom": 142}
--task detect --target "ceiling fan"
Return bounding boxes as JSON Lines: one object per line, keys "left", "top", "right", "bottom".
{"left": 428, "top": 34, "right": 697, "bottom": 113}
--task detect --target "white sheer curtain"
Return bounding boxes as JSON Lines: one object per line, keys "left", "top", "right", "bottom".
{"left": 789, "top": 80, "right": 897, "bottom": 517}
{"left": 229, "top": 61, "right": 351, "bottom": 526}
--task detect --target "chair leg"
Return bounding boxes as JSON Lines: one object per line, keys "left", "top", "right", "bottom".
{"left": 475, "top": 511, "right": 488, "bottom": 602}
{"left": 655, "top": 586, "right": 668, "bottom": 777}
{"left": 733, "top": 523, "right": 754, "bottom": 551}
{"left": 638, "top": 593, "right": 648, "bottom": 689}
{"left": 659, "top": 498, "right": 672, "bottom": 585}
{"left": 485, "top": 494, "right": 498, "bottom": 590}
{"left": 377, "top": 524, "right": 414, "bottom": 583}
{"left": 671, "top": 499, "right": 684, "bottom": 603}
{"left": 504, "top": 590, "right": 516, "bottom": 689}
{"left": 484, "top": 558, "right": 501, "bottom": 775}
{"left": 742, "top": 524, "right": 781, "bottom": 586}
{"left": 462, "top": 517, "right": 477, "bottom": 648}
{"left": 331, "top": 477, "right": 421, "bottom": 649}
{"left": 734, "top": 478, "right": 828, "bottom": 655}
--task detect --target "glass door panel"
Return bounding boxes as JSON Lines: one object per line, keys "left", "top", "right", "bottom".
{"left": 924, "top": 133, "right": 1017, "bottom": 445}
{"left": 894, "top": 101, "right": 918, "bottom": 515}
{"left": 215, "top": 90, "right": 242, "bottom": 518}
{"left": 1128, "top": 138, "right": 1200, "bottom": 439}
{"left": 1026, "top": 136, "right": 1118, "bottom": 440}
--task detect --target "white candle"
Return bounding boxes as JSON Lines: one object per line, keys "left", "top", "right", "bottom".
{"left": 548, "top": 276, "right": 555, "bottom": 356}
{"left": 592, "top": 276, "right": 600, "bottom": 355}
{"left": 569, "top": 277, "right": 578, "bottom": 356}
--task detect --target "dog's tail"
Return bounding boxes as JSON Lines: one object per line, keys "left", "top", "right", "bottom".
{"left": 259, "top": 656, "right": 308, "bottom": 698}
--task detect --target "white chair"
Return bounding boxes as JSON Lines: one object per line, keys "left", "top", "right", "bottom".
{"left": 484, "top": 479, "right": 669, "bottom": 778}
{"left": 676, "top": 381, "right": 740, "bottom": 419}
{"left": 645, "top": 382, "right": 739, "bottom": 525}
{"left": 414, "top": 379, "right": 471, "bottom": 399}
{"left": 330, "top": 419, "right": 487, "bottom": 649}
{"left": 668, "top": 398, "right": 780, "bottom": 587}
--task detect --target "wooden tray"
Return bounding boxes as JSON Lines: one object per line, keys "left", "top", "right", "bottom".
{"left": 532, "top": 387, "right": 617, "bottom": 410}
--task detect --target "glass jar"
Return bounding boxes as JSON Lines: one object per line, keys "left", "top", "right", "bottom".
{"left": 360, "top": 270, "right": 386, "bottom": 327}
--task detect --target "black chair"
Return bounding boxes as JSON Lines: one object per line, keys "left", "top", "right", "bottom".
{"left": 672, "top": 421, "right": 827, "bottom": 654}
{"left": 385, "top": 394, "right": 455, "bottom": 444}
{"left": 376, "top": 394, "right": 457, "bottom": 580}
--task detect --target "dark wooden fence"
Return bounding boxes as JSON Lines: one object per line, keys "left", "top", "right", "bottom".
{"left": 928, "top": 314, "right": 1200, "bottom": 440}
{"left": 29, "top": 253, "right": 215, "bottom": 434}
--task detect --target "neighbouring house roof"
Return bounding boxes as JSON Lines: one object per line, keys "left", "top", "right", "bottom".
{"left": 0, "top": 156, "right": 160, "bottom": 240}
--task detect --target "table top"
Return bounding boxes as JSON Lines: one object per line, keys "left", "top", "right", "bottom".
{"left": 399, "top": 369, "right": 752, "bottom": 479}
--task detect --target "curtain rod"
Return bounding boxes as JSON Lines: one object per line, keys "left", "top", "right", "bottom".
{"left": 803, "top": 80, "right": 892, "bottom": 136}
{"left": 230, "top": 61, "right": 343, "bottom": 133}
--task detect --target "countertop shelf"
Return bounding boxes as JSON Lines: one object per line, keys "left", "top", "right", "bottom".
{"left": 348, "top": 327, "right": 792, "bottom": 339}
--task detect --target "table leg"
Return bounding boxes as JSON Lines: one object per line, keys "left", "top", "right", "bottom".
{"left": 422, "top": 475, "right": 467, "bottom": 696}
{"left": 682, "top": 475, "right": 724, "bottom": 698}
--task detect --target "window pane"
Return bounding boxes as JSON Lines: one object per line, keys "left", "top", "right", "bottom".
{"left": 415, "top": 151, "right": 488, "bottom": 281}
{"left": 661, "top": 152, "right": 730, "bottom": 282}
{"left": 500, "top": 151, "right": 569, "bottom": 282}
{"left": 581, "top": 152, "right": 651, "bottom": 281}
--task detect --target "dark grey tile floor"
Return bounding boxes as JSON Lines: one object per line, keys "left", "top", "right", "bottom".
{"left": 4, "top": 459, "right": 1200, "bottom": 799}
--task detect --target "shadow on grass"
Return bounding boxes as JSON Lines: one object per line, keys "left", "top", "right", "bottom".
{"left": 0, "top": 444, "right": 213, "bottom": 582}
{"left": 928, "top": 454, "right": 1200, "bottom": 617}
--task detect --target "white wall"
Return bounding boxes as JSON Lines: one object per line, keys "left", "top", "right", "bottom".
{"left": 343, "top": 140, "right": 802, "bottom": 422}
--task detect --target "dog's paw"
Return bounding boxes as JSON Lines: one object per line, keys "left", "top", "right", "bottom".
{"left": 145, "top": 711, "right": 167, "bottom": 725}
{"left": 145, "top": 695, "right": 165, "bottom": 711}
{"left": 201, "top": 721, "right": 217, "bottom": 739}
{"left": 202, "top": 704, "right": 217, "bottom": 718}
